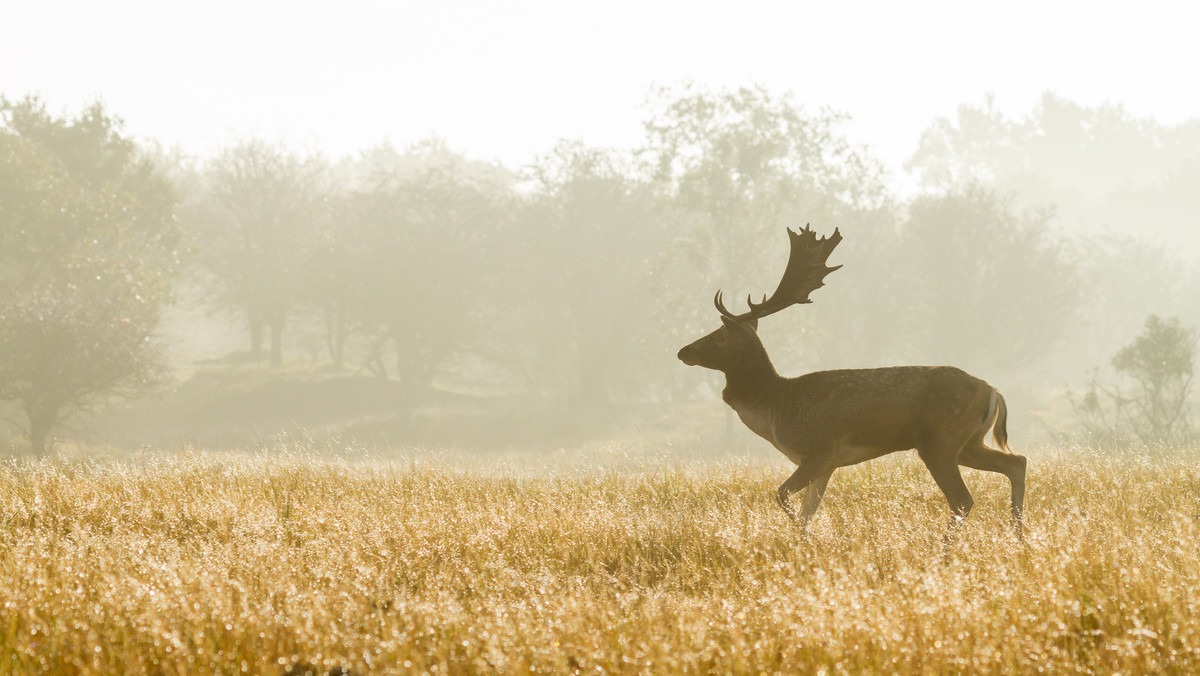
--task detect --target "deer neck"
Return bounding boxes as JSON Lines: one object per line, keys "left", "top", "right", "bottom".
{"left": 721, "top": 348, "right": 782, "bottom": 414}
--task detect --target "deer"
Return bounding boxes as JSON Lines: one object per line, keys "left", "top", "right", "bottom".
{"left": 677, "top": 225, "right": 1026, "bottom": 535}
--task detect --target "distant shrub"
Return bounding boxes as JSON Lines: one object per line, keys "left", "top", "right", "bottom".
{"left": 1071, "top": 315, "right": 1196, "bottom": 448}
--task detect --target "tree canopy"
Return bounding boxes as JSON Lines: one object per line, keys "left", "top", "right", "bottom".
{"left": 0, "top": 97, "right": 181, "bottom": 453}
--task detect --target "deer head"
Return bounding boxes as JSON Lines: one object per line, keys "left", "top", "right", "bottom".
{"left": 677, "top": 224, "right": 842, "bottom": 373}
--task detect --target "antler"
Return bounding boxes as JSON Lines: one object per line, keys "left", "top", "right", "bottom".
{"left": 715, "top": 224, "right": 843, "bottom": 321}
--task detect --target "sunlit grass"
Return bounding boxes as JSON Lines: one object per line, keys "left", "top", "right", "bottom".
{"left": 1, "top": 445, "right": 1199, "bottom": 674}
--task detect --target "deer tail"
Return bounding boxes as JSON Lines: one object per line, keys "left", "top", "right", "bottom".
{"left": 990, "top": 390, "right": 1010, "bottom": 452}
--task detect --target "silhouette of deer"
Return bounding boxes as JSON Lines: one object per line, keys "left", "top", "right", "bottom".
{"left": 677, "top": 226, "right": 1026, "bottom": 534}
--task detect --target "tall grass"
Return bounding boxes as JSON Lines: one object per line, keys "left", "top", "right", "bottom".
{"left": 1, "top": 446, "right": 1199, "bottom": 674}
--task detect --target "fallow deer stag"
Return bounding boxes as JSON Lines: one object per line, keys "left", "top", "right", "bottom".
{"left": 677, "top": 225, "right": 1026, "bottom": 533}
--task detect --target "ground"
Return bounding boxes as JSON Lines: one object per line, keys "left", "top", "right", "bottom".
{"left": 1, "top": 443, "right": 1199, "bottom": 674}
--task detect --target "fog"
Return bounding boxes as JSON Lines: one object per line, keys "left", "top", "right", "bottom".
{"left": 2, "top": 4, "right": 1198, "bottom": 456}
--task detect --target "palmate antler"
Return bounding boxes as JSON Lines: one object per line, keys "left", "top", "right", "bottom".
{"left": 715, "top": 224, "right": 843, "bottom": 321}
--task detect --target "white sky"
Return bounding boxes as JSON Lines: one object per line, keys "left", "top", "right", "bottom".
{"left": 2, "top": 0, "right": 1198, "bottom": 188}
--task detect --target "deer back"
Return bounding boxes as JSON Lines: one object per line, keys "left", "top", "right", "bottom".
{"left": 774, "top": 366, "right": 997, "bottom": 454}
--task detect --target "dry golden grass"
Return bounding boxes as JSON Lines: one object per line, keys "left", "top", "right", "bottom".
{"left": 2, "top": 445, "right": 1200, "bottom": 674}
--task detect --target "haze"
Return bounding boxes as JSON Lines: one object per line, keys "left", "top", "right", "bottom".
{"left": 4, "top": 1, "right": 1196, "bottom": 188}
{"left": 7, "top": 6, "right": 1200, "bottom": 669}
{"left": 2, "top": 0, "right": 1199, "bottom": 454}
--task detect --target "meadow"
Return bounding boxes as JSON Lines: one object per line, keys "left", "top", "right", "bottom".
{"left": 1, "top": 443, "right": 1199, "bottom": 674}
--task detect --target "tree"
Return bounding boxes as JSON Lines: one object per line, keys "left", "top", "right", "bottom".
{"left": 898, "top": 185, "right": 1080, "bottom": 372}
{"left": 0, "top": 97, "right": 180, "bottom": 453}
{"left": 1111, "top": 315, "right": 1195, "bottom": 445}
{"left": 347, "top": 144, "right": 512, "bottom": 393}
{"left": 507, "top": 141, "right": 666, "bottom": 403}
{"left": 643, "top": 83, "right": 887, "bottom": 283}
{"left": 1071, "top": 315, "right": 1197, "bottom": 448}
{"left": 641, "top": 84, "right": 896, "bottom": 379}
{"left": 907, "top": 93, "right": 1200, "bottom": 383}
{"left": 191, "top": 140, "right": 328, "bottom": 367}
{"left": 907, "top": 92, "right": 1200, "bottom": 252}
{"left": 1067, "top": 235, "right": 1192, "bottom": 379}
{"left": 302, "top": 189, "right": 359, "bottom": 370}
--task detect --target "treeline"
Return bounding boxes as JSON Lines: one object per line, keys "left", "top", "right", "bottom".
{"left": 2, "top": 87, "right": 1199, "bottom": 452}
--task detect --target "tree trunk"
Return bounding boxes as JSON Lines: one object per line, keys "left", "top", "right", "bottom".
{"left": 393, "top": 332, "right": 434, "bottom": 390}
{"left": 324, "top": 304, "right": 346, "bottom": 370}
{"left": 26, "top": 404, "right": 56, "bottom": 456}
{"left": 367, "top": 335, "right": 389, "bottom": 380}
{"left": 249, "top": 314, "right": 265, "bottom": 361}
{"left": 269, "top": 317, "right": 284, "bottom": 368}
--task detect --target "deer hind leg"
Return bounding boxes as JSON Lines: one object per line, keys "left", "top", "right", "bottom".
{"left": 959, "top": 441, "right": 1027, "bottom": 537}
{"left": 918, "top": 449, "right": 975, "bottom": 557}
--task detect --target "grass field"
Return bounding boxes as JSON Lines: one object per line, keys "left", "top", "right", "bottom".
{"left": 2, "top": 444, "right": 1199, "bottom": 674}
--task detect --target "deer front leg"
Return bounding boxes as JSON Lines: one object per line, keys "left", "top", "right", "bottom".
{"left": 797, "top": 468, "right": 834, "bottom": 527}
{"left": 777, "top": 462, "right": 831, "bottom": 526}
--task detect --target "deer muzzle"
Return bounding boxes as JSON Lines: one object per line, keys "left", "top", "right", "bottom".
{"left": 677, "top": 346, "right": 699, "bottom": 366}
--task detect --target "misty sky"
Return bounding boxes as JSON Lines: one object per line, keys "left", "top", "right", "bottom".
{"left": 2, "top": 0, "right": 1196, "bottom": 187}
